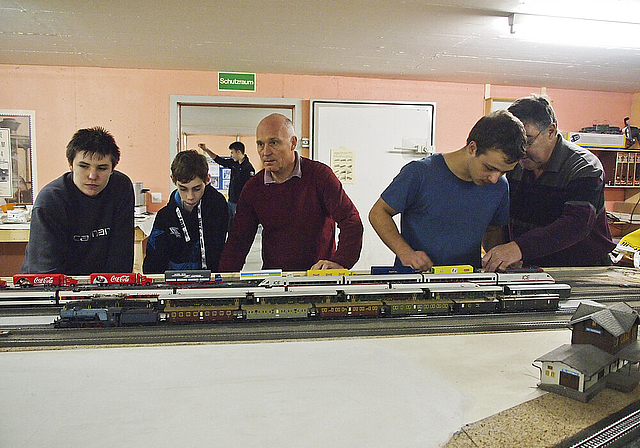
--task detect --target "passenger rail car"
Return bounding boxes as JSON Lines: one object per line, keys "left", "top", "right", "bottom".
{"left": 500, "top": 283, "right": 571, "bottom": 312}
{"left": 495, "top": 272, "right": 554, "bottom": 284}
{"left": 259, "top": 275, "right": 344, "bottom": 288}
{"left": 0, "top": 289, "right": 58, "bottom": 307}
{"left": 57, "top": 288, "right": 166, "bottom": 306}
{"left": 165, "top": 270, "right": 217, "bottom": 284}
{"left": 393, "top": 282, "right": 503, "bottom": 314}
{"left": 344, "top": 273, "right": 424, "bottom": 286}
{"left": 164, "top": 287, "right": 250, "bottom": 323}
{"left": 503, "top": 283, "right": 571, "bottom": 299}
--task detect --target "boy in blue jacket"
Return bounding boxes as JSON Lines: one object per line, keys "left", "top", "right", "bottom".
{"left": 143, "top": 150, "right": 228, "bottom": 273}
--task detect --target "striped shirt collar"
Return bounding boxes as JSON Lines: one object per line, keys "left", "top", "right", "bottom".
{"left": 264, "top": 151, "right": 302, "bottom": 184}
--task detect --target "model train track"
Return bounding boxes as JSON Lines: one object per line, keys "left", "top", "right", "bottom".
{"left": 567, "top": 408, "right": 640, "bottom": 448}
{"left": 568, "top": 289, "right": 640, "bottom": 302}
{"left": 0, "top": 311, "right": 571, "bottom": 349}
{"left": 2, "top": 267, "right": 640, "bottom": 348}
{"left": 3, "top": 295, "right": 640, "bottom": 349}
{"left": 3, "top": 301, "right": 640, "bottom": 349}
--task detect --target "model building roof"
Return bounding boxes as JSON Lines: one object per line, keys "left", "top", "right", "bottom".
{"left": 615, "top": 341, "right": 640, "bottom": 363}
{"left": 570, "top": 301, "right": 638, "bottom": 338}
{"left": 535, "top": 344, "right": 616, "bottom": 376}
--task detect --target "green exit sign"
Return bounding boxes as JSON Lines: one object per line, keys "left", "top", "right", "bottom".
{"left": 218, "top": 72, "right": 256, "bottom": 91}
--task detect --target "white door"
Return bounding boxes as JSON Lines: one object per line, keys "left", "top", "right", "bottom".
{"left": 312, "top": 100, "right": 436, "bottom": 270}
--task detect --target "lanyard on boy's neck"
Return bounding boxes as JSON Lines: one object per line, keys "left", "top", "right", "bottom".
{"left": 175, "top": 202, "right": 207, "bottom": 269}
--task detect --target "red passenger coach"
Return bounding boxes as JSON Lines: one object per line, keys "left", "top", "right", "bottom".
{"left": 90, "top": 273, "right": 153, "bottom": 286}
{"left": 13, "top": 274, "right": 78, "bottom": 287}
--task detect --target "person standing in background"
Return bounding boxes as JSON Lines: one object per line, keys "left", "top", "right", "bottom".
{"left": 199, "top": 141, "right": 254, "bottom": 224}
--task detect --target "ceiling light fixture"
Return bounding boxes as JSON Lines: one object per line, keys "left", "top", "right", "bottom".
{"left": 508, "top": 13, "right": 640, "bottom": 49}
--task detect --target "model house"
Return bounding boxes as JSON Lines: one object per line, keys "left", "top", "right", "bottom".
{"left": 535, "top": 301, "right": 640, "bottom": 402}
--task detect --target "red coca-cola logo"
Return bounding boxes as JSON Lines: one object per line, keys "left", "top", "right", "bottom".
{"left": 33, "top": 276, "right": 55, "bottom": 284}
{"left": 109, "top": 275, "right": 133, "bottom": 283}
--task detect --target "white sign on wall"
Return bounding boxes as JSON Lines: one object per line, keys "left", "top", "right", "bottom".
{"left": 330, "top": 147, "right": 356, "bottom": 184}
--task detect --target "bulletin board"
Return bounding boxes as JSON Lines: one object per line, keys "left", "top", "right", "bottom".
{"left": 311, "top": 100, "right": 436, "bottom": 270}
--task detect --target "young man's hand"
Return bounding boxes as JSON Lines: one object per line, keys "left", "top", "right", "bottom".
{"left": 398, "top": 249, "right": 433, "bottom": 272}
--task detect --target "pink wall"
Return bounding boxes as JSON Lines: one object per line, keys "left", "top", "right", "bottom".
{"left": 0, "top": 64, "right": 634, "bottom": 203}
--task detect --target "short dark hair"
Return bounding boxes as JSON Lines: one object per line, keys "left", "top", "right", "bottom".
{"left": 508, "top": 95, "right": 557, "bottom": 132}
{"left": 467, "top": 110, "right": 526, "bottom": 164}
{"left": 171, "top": 150, "right": 209, "bottom": 184}
{"left": 229, "top": 141, "right": 245, "bottom": 153}
{"left": 66, "top": 127, "right": 120, "bottom": 167}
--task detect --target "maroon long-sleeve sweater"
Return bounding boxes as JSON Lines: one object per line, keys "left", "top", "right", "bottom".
{"left": 219, "top": 157, "right": 363, "bottom": 272}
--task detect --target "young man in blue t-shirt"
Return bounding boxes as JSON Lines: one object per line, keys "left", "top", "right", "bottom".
{"left": 369, "top": 110, "right": 526, "bottom": 271}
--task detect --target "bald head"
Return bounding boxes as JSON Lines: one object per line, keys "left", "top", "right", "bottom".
{"left": 256, "top": 113, "right": 298, "bottom": 183}
{"left": 257, "top": 114, "right": 295, "bottom": 138}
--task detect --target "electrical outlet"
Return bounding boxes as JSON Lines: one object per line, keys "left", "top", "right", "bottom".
{"left": 151, "top": 192, "right": 162, "bottom": 203}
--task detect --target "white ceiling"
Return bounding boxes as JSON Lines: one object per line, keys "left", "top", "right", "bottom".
{"left": 2, "top": 0, "right": 640, "bottom": 93}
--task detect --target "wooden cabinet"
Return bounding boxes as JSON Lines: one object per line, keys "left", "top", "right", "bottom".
{"left": 592, "top": 148, "right": 640, "bottom": 188}
{"left": 590, "top": 148, "right": 640, "bottom": 238}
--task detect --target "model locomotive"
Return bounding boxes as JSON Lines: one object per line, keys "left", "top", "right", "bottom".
{"left": 0, "top": 267, "right": 571, "bottom": 328}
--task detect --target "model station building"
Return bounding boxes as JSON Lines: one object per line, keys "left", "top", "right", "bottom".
{"left": 534, "top": 301, "right": 640, "bottom": 402}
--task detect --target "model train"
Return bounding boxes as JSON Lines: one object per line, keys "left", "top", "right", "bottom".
{"left": 0, "top": 267, "right": 571, "bottom": 328}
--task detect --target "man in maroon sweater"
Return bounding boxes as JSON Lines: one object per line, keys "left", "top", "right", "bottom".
{"left": 218, "top": 113, "right": 363, "bottom": 272}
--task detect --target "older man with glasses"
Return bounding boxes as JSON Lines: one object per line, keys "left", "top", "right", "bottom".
{"left": 482, "top": 95, "right": 615, "bottom": 272}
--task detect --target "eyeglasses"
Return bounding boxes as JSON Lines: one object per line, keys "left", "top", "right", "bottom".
{"left": 525, "top": 129, "right": 543, "bottom": 148}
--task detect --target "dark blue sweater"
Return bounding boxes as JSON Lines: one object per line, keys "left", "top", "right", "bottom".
{"left": 21, "top": 171, "right": 134, "bottom": 275}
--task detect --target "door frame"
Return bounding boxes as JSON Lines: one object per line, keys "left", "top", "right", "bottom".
{"left": 169, "top": 95, "right": 303, "bottom": 165}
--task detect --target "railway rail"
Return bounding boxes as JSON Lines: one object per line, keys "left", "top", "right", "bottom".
{"left": 0, "top": 311, "right": 571, "bottom": 349}
{"left": 563, "top": 405, "right": 640, "bottom": 448}
{"left": 0, "top": 300, "right": 638, "bottom": 349}
{"left": 2, "top": 266, "right": 640, "bottom": 349}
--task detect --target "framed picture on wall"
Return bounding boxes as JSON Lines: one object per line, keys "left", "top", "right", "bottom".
{"left": 0, "top": 110, "right": 37, "bottom": 205}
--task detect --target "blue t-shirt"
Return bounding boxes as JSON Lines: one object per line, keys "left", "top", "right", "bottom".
{"left": 381, "top": 153, "right": 509, "bottom": 268}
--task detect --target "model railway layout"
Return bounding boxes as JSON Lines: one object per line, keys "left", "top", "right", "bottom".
{"left": 0, "top": 267, "right": 572, "bottom": 329}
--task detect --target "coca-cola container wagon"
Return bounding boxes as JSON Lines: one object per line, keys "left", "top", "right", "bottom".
{"left": 90, "top": 273, "right": 153, "bottom": 286}
{"left": 13, "top": 274, "right": 78, "bottom": 287}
